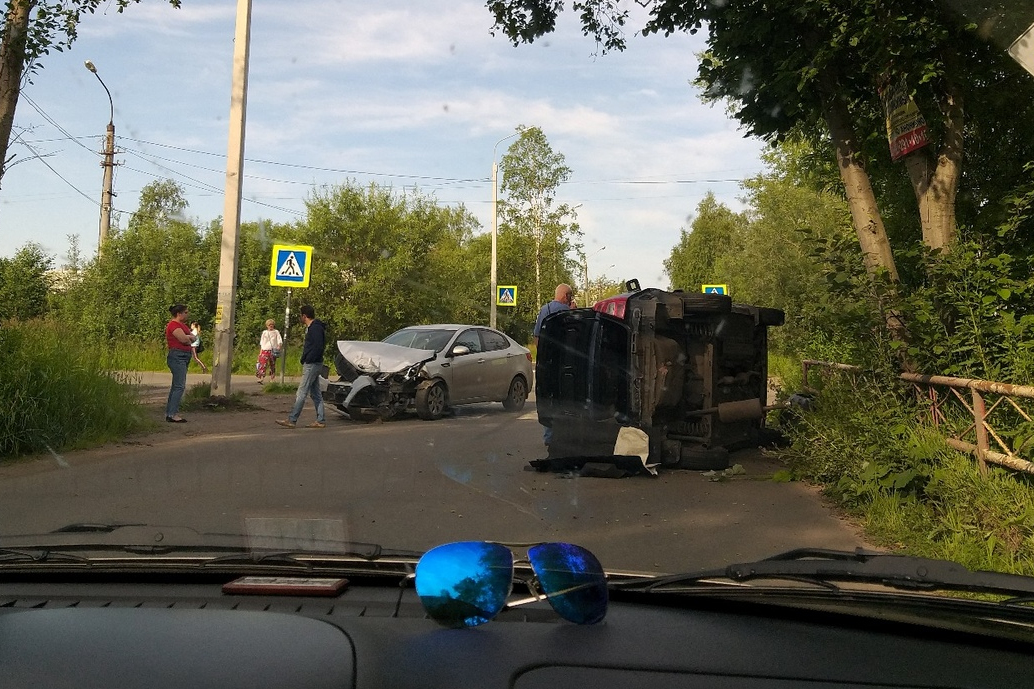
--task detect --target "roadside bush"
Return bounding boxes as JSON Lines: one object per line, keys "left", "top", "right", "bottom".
{"left": 0, "top": 319, "right": 150, "bottom": 458}
{"left": 779, "top": 372, "right": 1034, "bottom": 576}
{"left": 779, "top": 373, "right": 936, "bottom": 502}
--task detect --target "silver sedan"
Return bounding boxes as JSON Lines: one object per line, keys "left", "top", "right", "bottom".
{"left": 326, "top": 324, "right": 533, "bottom": 421}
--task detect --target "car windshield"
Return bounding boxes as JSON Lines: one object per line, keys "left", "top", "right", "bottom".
{"left": 2, "top": 0, "right": 1034, "bottom": 593}
{"left": 382, "top": 328, "right": 457, "bottom": 353}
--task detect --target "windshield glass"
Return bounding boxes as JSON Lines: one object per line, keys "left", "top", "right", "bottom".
{"left": 2, "top": 0, "right": 1034, "bottom": 587}
{"left": 382, "top": 328, "right": 457, "bottom": 353}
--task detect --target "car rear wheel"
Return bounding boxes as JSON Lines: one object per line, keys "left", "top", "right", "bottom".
{"left": 415, "top": 381, "right": 448, "bottom": 420}
{"left": 502, "top": 376, "right": 528, "bottom": 412}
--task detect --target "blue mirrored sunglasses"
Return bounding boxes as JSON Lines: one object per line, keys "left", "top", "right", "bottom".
{"left": 414, "top": 541, "right": 608, "bottom": 628}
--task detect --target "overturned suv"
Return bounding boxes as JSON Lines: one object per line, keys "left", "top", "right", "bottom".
{"left": 537, "top": 282, "right": 784, "bottom": 469}
{"left": 324, "top": 324, "right": 533, "bottom": 421}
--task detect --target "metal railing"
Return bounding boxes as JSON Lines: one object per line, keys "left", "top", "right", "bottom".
{"left": 801, "top": 360, "right": 1034, "bottom": 476}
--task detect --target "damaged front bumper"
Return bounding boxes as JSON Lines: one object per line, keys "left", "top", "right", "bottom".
{"left": 324, "top": 340, "right": 438, "bottom": 420}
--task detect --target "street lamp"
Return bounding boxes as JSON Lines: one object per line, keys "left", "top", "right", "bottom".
{"left": 490, "top": 131, "right": 518, "bottom": 330}
{"left": 582, "top": 245, "right": 606, "bottom": 306}
{"left": 84, "top": 60, "right": 115, "bottom": 253}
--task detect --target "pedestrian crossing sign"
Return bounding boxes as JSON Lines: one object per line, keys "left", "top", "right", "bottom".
{"left": 701, "top": 284, "right": 728, "bottom": 295}
{"left": 270, "top": 244, "right": 313, "bottom": 288}
{"left": 496, "top": 285, "right": 517, "bottom": 307}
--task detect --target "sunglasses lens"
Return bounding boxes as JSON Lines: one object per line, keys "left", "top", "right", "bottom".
{"left": 415, "top": 541, "right": 513, "bottom": 628}
{"left": 528, "top": 543, "right": 608, "bottom": 624}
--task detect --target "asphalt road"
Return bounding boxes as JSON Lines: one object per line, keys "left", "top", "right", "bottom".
{"left": 0, "top": 373, "right": 868, "bottom": 573}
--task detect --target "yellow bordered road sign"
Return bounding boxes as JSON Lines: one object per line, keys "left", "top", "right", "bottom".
{"left": 270, "top": 244, "right": 313, "bottom": 288}
{"left": 701, "top": 284, "right": 728, "bottom": 295}
{"left": 496, "top": 286, "right": 517, "bottom": 307}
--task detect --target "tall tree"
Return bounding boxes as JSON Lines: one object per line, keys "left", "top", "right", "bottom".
{"left": 297, "top": 182, "right": 483, "bottom": 343}
{"left": 0, "top": 0, "right": 182, "bottom": 186}
{"left": 62, "top": 179, "right": 212, "bottom": 341}
{"left": 497, "top": 126, "right": 580, "bottom": 309}
{"left": 664, "top": 191, "right": 746, "bottom": 292}
{"left": 485, "top": 0, "right": 1034, "bottom": 281}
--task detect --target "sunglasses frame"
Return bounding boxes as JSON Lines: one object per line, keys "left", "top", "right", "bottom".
{"left": 405, "top": 540, "right": 609, "bottom": 628}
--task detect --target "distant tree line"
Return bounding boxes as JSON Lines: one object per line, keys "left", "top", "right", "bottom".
{"left": 1, "top": 127, "right": 593, "bottom": 354}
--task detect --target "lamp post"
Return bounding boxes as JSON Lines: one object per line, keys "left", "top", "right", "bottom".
{"left": 84, "top": 60, "right": 115, "bottom": 253}
{"left": 490, "top": 132, "right": 518, "bottom": 330}
{"left": 582, "top": 246, "right": 606, "bottom": 306}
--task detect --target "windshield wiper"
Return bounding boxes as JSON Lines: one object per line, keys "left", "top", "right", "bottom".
{"left": 0, "top": 547, "right": 92, "bottom": 565}
{"left": 615, "top": 548, "right": 1034, "bottom": 603}
{"left": 0, "top": 523, "right": 422, "bottom": 568}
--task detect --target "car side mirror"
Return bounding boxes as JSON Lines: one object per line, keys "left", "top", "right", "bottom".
{"left": 450, "top": 345, "right": 471, "bottom": 357}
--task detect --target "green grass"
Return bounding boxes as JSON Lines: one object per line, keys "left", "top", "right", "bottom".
{"left": 262, "top": 382, "right": 298, "bottom": 394}
{"left": 105, "top": 339, "right": 302, "bottom": 376}
{"left": 768, "top": 351, "right": 804, "bottom": 394}
{"left": 777, "top": 372, "right": 1034, "bottom": 577}
{"left": 105, "top": 339, "right": 170, "bottom": 372}
{"left": 0, "top": 319, "right": 153, "bottom": 458}
{"left": 179, "top": 382, "right": 257, "bottom": 412}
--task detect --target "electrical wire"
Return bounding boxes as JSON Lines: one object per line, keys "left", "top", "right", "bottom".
{"left": 118, "top": 165, "right": 304, "bottom": 217}
{"left": 16, "top": 139, "right": 98, "bottom": 207}
{"left": 21, "top": 94, "right": 98, "bottom": 155}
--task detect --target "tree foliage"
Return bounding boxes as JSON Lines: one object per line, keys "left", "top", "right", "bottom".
{"left": 0, "top": 241, "right": 51, "bottom": 320}
{"left": 297, "top": 182, "right": 484, "bottom": 343}
{"left": 664, "top": 192, "right": 745, "bottom": 293}
{"left": 59, "top": 179, "right": 214, "bottom": 341}
{"left": 497, "top": 125, "right": 581, "bottom": 313}
{"left": 485, "top": 0, "right": 1034, "bottom": 359}
{"left": 34, "top": 123, "right": 589, "bottom": 358}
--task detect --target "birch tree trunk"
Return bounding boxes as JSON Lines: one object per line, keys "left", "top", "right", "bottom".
{"left": 823, "top": 90, "right": 900, "bottom": 282}
{"left": 0, "top": 0, "right": 33, "bottom": 187}
{"left": 903, "top": 81, "right": 963, "bottom": 252}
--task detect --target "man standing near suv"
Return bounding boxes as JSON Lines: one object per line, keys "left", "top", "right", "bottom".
{"left": 533, "top": 283, "right": 574, "bottom": 446}
{"left": 276, "top": 304, "right": 327, "bottom": 429}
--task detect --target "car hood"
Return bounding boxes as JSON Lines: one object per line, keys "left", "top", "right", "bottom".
{"left": 336, "top": 340, "right": 438, "bottom": 374}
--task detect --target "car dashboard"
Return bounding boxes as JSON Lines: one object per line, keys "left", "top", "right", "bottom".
{"left": 1, "top": 575, "right": 1032, "bottom": 688}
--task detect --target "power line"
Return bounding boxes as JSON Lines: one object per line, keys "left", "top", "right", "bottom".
{"left": 21, "top": 95, "right": 97, "bottom": 155}
{"left": 119, "top": 136, "right": 489, "bottom": 184}
{"left": 119, "top": 164, "right": 304, "bottom": 217}
{"left": 17, "top": 140, "right": 98, "bottom": 207}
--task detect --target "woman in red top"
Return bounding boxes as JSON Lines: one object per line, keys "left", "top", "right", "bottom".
{"left": 165, "top": 304, "right": 195, "bottom": 422}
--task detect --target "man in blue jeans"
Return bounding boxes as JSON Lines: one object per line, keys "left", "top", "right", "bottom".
{"left": 276, "top": 304, "right": 327, "bottom": 429}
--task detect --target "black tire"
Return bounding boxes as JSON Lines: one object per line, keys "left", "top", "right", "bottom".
{"left": 415, "top": 381, "right": 448, "bottom": 420}
{"left": 502, "top": 376, "right": 528, "bottom": 412}
{"left": 676, "top": 445, "right": 730, "bottom": 471}
{"left": 679, "top": 293, "right": 732, "bottom": 314}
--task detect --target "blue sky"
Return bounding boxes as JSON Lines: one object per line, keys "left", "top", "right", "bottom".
{"left": 3, "top": 0, "right": 766, "bottom": 290}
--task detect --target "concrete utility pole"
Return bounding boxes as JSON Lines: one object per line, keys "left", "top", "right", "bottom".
{"left": 490, "top": 132, "right": 518, "bottom": 330}
{"left": 84, "top": 60, "right": 115, "bottom": 253}
{"left": 211, "top": 0, "right": 253, "bottom": 396}
{"left": 582, "top": 245, "right": 605, "bottom": 305}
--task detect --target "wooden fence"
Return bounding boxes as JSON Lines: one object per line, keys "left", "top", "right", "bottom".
{"left": 801, "top": 360, "right": 1034, "bottom": 475}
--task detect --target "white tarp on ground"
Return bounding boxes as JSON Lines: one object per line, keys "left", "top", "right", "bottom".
{"left": 335, "top": 341, "right": 437, "bottom": 374}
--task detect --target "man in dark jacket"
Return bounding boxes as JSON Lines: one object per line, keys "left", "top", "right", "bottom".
{"left": 276, "top": 304, "right": 327, "bottom": 428}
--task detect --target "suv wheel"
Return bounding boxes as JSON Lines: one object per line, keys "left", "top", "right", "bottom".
{"left": 680, "top": 293, "right": 732, "bottom": 313}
